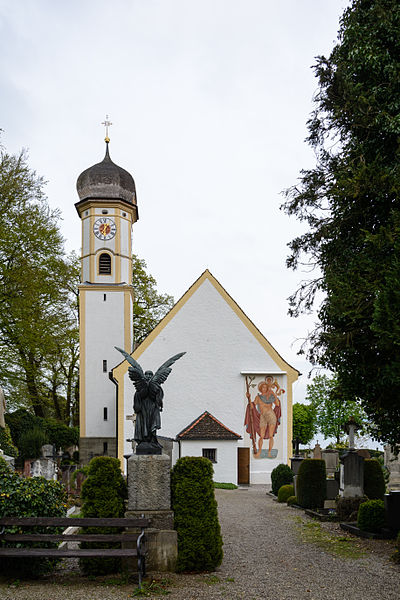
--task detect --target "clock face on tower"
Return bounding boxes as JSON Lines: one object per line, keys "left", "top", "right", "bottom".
{"left": 93, "top": 217, "right": 117, "bottom": 241}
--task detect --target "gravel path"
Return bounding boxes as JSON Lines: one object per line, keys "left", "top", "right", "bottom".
{"left": 0, "top": 486, "right": 399, "bottom": 599}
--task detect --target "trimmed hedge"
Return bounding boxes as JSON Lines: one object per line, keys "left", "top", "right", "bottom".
{"left": 79, "top": 456, "right": 128, "bottom": 575}
{"left": 287, "top": 495, "right": 298, "bottom": 506}
{"left": 357, "top": 499, "right": 386, "bottom": 533}
{"left": 271, "top": 463, "right": 293, "bottom": 495}
{"left": 171, "top": 457, "right": 223, "bottom": 572}
{"left": 278, "top": 484, "right": 295, "bottom": 503}
{"left": 364, "top": 459, "right": 386, "bottom": 500}
{"left": 296, "top": 459, "right": 326, "bottom": 509}
{"left": 0, "top": 455, "right": 67, "bottom": 578}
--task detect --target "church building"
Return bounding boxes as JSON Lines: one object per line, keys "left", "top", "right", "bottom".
{"left": 77, "top": 140, "right": 299, "bottom": 484}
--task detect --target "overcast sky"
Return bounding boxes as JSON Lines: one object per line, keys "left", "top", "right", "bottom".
{"left": 0, "top": 0, "right": 351, "bottom": 406}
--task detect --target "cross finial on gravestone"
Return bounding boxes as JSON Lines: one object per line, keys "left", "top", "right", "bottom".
{"left": 102, "top": 114, "right": 112, "bottom": 143}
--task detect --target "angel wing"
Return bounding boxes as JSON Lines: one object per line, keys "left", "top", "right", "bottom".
{"left": 150, "top": 352, "right": 186, "bottom": 388}
{"left": 114, "top": 346, "right": 147, "bottom": 393}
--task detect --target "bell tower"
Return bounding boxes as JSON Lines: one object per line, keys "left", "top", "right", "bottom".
{"left": 75, "top": 125, "right": 138, "bottom": 463}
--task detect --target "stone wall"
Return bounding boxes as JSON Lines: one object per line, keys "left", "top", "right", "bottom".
{"left": 79, "top": 436, "right": 117, "bottom": 464}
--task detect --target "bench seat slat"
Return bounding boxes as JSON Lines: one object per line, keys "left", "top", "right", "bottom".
{"left": 0, "top": 534, "right": 140, "bottom": 543}
{"left": 0, "top": 517, "right": 148, "bottom": 528}
{"left": 0, "top": 548, "right": 138, "bottom": 557}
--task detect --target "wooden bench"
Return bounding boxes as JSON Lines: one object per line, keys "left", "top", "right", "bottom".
{"left": 0, "top": 516, "right": 149, "bottom": 587}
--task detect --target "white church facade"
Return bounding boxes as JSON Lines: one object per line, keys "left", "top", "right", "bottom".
{"left": 77, "top": 142, "right": 299, "bottom": 484}
{"left": 112, "top": 270, "right": 299, "bottom": 484}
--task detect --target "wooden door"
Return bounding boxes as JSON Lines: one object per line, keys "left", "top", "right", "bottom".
{"left": 237, "top": 447, "right": 250, "bottom": 485}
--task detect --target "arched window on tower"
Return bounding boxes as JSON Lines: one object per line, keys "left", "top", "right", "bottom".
{"left": 98, "top": 253, "right": 111, "bottom": 275}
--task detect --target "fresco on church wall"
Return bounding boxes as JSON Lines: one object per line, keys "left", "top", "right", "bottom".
{"left": 244, "top": 375, "right": 285, "bottom": 459}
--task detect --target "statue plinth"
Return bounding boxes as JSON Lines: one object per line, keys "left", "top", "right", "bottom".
{"left": 125, "top": 453, "right": 177, "bottom": 572}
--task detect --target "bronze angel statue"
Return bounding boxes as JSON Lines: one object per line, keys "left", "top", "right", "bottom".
{"left": 115, "top": 347, "right": 186, "bottom": 455}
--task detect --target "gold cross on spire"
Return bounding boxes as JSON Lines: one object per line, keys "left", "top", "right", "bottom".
{"left": 102, "top": 115, "right": 112, "bottom": 143}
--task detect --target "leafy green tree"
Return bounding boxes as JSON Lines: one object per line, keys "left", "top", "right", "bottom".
{"left": 281, "top": 0, "right": 400, "bottom": 448}
{"left": 132, "top": 254, "right": 174, "bottom": 346}
{"left": 0, "top": 144, "right": 79, "bottom": 421}
{"left": 306, "top": 374, "right": 368, "bottom": 444}
{"left": 292, "top": 402, "right": 316, "bottom": 446}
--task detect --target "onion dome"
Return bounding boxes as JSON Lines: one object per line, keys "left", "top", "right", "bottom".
{"left": 76, "top": 142, "right": 137, "bottom": 205}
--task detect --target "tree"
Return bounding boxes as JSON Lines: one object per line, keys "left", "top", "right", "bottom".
{"left": 292, "top": 402, "right": 316, "bottom": 446}
{"left": 306, "top": 374, "right": 368, "bottom": 444}
{"left": 132, "top": 254, "right": 174, "bottom": 346}
{"left": 0, "top": 144, "right": 79, "bottom": 421}
{"left": 281, "top": 0, "right": 400, "bottom": 448}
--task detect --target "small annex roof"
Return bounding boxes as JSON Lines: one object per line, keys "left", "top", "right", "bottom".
{"left": 177, "top": 411, "right": 242, "bottom": 440}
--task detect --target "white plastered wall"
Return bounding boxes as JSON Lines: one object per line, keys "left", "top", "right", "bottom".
{"left": 121, "top": 277, "right": 292, "bottom": 483}
{"left": 84, "top": 290, "right": 128, "bottom": 437}
{"left": 180, "top": 440, "right": 238, "bottom": 484}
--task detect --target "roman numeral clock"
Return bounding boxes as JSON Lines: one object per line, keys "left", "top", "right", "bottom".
{"left": 75, "top": 122, "right": 139, "bottom": 464}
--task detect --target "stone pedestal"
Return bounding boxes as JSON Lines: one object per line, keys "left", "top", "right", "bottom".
{"left": 125, "top": 453, "right": 177, "bottom": 572}
{"left": 339, "top": 450, "right": 364, "bottom": 498}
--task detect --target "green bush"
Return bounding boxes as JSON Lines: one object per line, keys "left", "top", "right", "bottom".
{"left": 0, "top": 424, "right": 18, "bottom": 457}
{"left": 41, "top": 418, "right": 79, "bottom": 449}
{"left": 171, "top": 457, "right": 223, "bottom": 572}
{"left": 5, "top": 409, "right": 79, "bottom": 453}
{"left": 79, "top": 456, "right": 128, "bottom": 575}
{"left": 18, "top": 427, "right": 48, "bottom": 460}
{"left": 287, "top": 495, "right": 298, "bottom": 506}
{"left": 296, "top": 459, "right": 326, "bottom": 509}
{"left": 277, "top": 484, "right": 295, "bottom": 503}
{"left": 336, "top": 496, "right": 367, "bottom": 522}
{"left": 271, "top": 463, "right": 294, "bottom": 495}
{"left": 357, "top": 499, "right": 386, "bottom": 533}
{"left": 5, "top": 409, "right": 39, "bottom": 447}
{"left": 0, "top": 455, "right": 67, "bottom": 578}
{"left": 364, "top": 459, "right": 386, "bottom": 500}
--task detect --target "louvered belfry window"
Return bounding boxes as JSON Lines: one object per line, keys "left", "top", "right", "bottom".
{"left": 99, "top": 253, "right": 111, "bottom": 274}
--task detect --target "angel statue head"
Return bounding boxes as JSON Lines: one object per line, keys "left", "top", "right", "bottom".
{"left": 115, "top": 347, "right": 186, "bottom": 455}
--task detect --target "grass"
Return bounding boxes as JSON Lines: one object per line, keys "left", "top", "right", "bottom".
{"left": 131, "top": 578, "right": 172, "bottom": 596}
{"left": 294, "top": 516, "right": 367, "bottom": 559}
{"left": 213, "top": 482, "right": 238, "bottom": 489}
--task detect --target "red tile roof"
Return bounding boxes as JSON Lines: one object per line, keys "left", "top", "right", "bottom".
{"left": 177, "top": 411, "right": 242, "bottom": 440}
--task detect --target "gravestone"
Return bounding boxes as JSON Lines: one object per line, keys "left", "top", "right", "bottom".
{"left": 30, "top": 457, "right": 57, "bottom": 480}
{"left": 321, "top": 449, "right": 339, "bottom": 476}
{"left": 384, "top": 445, "right": 400, "bottom": 490}
{"left": 339, "top": 417, "right": 364, "bottom": 498}
{"left": 313, "top": 442, "right": 322, "bottom": 460}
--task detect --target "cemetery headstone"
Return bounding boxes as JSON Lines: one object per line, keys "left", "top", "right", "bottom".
{"left": 313, "top": 442, "right": 322, "bottom": 460}
{"left": 339, "top": 417, "right": 364, "bottom": 498}
{"left": 384, "top": 445, "right": 400, "bottom": 491}
{"left": 321, "top": 449, "right": 339, "bottom": 476}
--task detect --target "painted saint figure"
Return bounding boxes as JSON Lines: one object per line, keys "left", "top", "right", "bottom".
{"left": 245, "top": 376, "right": 283, "bottom": 458}
{"left": 115, "top": 347, "right": 185, "bottom": 455}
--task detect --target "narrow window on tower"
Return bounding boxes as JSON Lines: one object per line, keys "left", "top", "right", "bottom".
{"left": 103, "top": 407, "right": 108, "bottom": 421}
{"left": 103, "top": 294, "right": 107, "bottom": 301}
{"left": 99, "top": 253, "right": 111, "bottom": 275}
{"left": 103, "top": 442, "right": 108, "bottom": 455}
{"left": 103, "top": 360, "right": 107, "bottom": 372}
